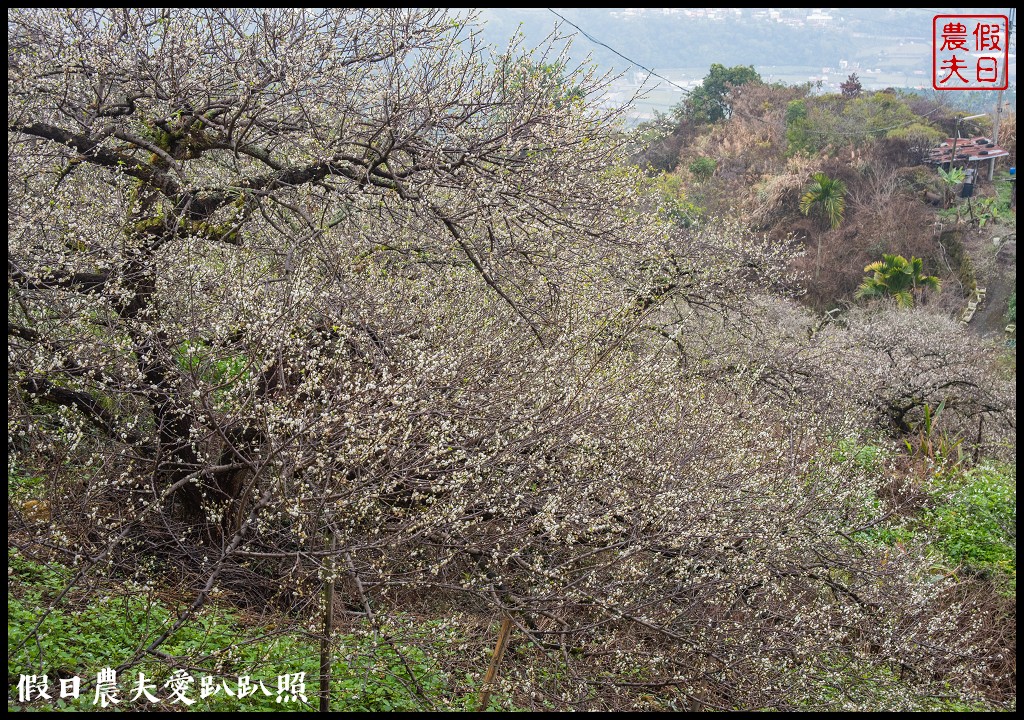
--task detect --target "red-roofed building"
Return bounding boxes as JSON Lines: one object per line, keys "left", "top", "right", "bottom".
{"left": 926, "top": 136, "right": 1010, "bottom": 169}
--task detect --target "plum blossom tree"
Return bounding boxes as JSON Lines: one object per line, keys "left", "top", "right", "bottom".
{"left": 7, "top": 8, "right": 1012, "bottom": 710}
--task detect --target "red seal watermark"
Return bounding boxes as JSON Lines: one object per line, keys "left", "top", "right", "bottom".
{"left": 933, "top": 15, "right": 1009, "bottom": 90}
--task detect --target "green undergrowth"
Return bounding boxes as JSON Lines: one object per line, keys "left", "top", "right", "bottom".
{"left": 834, "top": 436, "right": 1015, "bottom": 592}
{"left": 924, "top": 463, "right": 1016, "bottom": 587}
{"left": 8, "top": 444, "right": 1014, "bottom": 711}
{"left": 7, "top": 549, "right": 509, "bottom": 712}
{"left": 792, "top": 437, "right": 1014, "bottom": 710}
{"left": 788, "top": 652, "right": 999, "bottom": 712}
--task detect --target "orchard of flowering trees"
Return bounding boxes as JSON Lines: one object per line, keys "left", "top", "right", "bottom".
{"left": 8, "top": 8, "right": 1015, "bottom": 711}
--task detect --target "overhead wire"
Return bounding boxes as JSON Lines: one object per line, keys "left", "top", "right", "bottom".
{"left": 544, "top": 8, "right": 957, "bottom": 137}
{"left": 545, "top": 8, "right": 694, "bottom": 96}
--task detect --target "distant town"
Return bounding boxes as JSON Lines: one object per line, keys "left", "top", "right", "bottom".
{"left": 610, "top": 7, "right": 841, "bottom": 26}
{"left": 478, "top": 8, "right": 1016, "bottom": 122}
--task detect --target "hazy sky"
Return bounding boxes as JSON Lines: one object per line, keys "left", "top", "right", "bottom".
{"left": 468, "top": 8, "right": 1015, "bottom": 74}
{"left": 461, "top": 8, "right": 1015, "bottom": 119}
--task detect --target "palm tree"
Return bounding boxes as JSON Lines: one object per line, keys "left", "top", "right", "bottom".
{"left": 799, "top": 172, "right": 847, "bottom": 229}
{"left": 855, "top": 254, "right": 941, "bottom": 308}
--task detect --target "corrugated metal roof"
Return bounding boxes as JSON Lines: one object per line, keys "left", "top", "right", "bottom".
{"left": 926, "top": 136, "right": 1010, "bottom": 165}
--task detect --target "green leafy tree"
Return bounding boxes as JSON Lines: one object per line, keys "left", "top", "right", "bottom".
{"left": 785, "top": 89, "right": 940, "bottom": 157}
{"left": 839, "top": 91, "right": 921, "bottom": 138}
{"left": 677, "top": 63, "right": 761, "bottom": 124}
{"left": 799, "top": 172, "right": 847, "bottom": 229}
{"left": 855, "top": 254, "right": 941, "bottom": 308}
{"left": 884, "top": 122, "right": 944, "bottom": 165}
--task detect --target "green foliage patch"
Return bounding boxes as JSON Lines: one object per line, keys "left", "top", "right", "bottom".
{"left": 833, "top": 440, "right": 1015, "bottom": 591}
{"left": 785, "top": 91, "right": 941, "bottom": 157}
{"left": 8, "top": 550, "right": 496, "bottom": 712}
{"left": 924, "top": 463, "right": 1016, "bottom": 584}
{"left": 677, "top": 63, "right": 761, "bottom": 124}
{"left": 688, "top": 156, "right": 717, "bottom": 182}
{"left": 787, "top": 652, "right": 997, "bottom": 711}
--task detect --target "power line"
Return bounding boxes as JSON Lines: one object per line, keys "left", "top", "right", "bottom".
{"left": 545, "top": 8, "right": 692, "bottom": 96}
{"left": 544, "top": 8, "right": 952, "bottom": 137}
